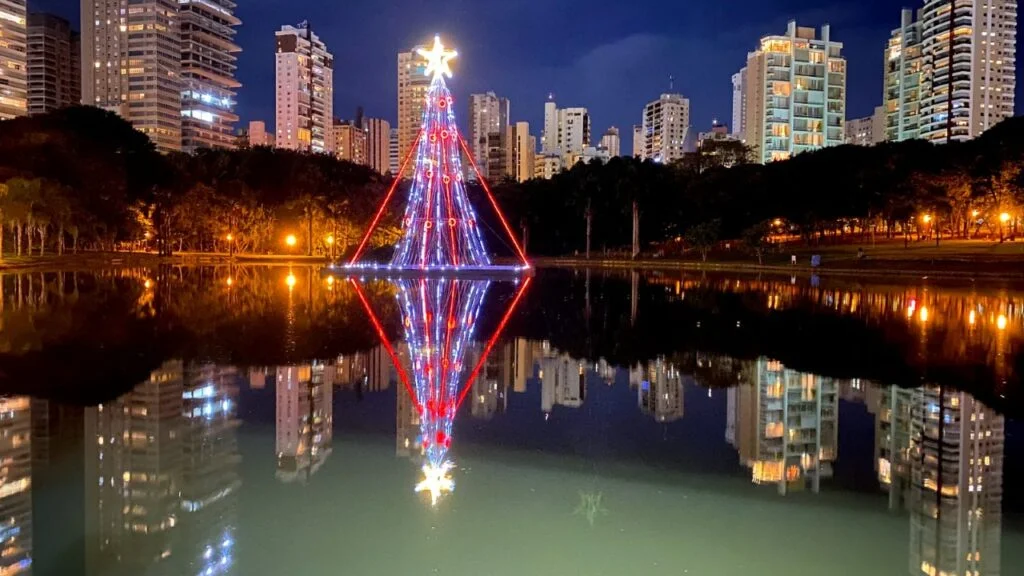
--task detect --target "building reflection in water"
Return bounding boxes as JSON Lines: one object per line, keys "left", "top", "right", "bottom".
{"left": 0, "top": 396, "right": 33, "bottom": 576}
{"left": 273, "top": 363, "right": 333, "bottom": 483}
{"left": 904, "top": 386, "right": 1004, "bottom": 576}
{"left": 727, "top": 358, "right": 838, "bottom": 494}
{"left": 631, "top": 358, "right": 683, "bottom": 423}
{"left": 85, "top": 360, "right": 240, "bottom": 576}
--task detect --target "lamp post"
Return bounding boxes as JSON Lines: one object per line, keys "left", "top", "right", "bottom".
{"left": 226, "top": 233, "right": 234, "bottom": 258}
{"left": 326, "top": 235, "right": 335, "bottom": 261}
{"left": 285, "top": 234, "right": 297, "bottom": 253}
{"left": 1000, "top": 212, "right": 1011, "bottom": 242}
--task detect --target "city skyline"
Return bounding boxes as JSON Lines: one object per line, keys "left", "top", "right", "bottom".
{"left": 25, "top": 0, "right": 1021, "bottom": 156}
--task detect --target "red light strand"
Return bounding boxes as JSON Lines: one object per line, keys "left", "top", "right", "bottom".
{"left": 350, "top": 128, "right": 423, "bottom": 265}
{"left": 455, "top": 277, "right": 532, "bottom": 410}
{"left": 457, "top": 134, "right": 530, "bottom": 265}
{"left": 350, "top": 279, "right": 419, "bottom": 411}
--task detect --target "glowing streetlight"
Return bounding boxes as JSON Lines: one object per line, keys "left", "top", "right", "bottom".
{"left": 144, "top": 279, "right": 152, "bottom": 289}
{"left": 326, "top": 234, "right": 335, "bottom": 260}
{"left": 972, "top": 210, "right": 980, "bottom": 218}
{"left": 226, "top": 233, "right": 234, "bottom": 242}
{"left": 919, "top": 306, "right": 929, "bottom": 323}
{"left": 772, "top": 218, "right": 782, "bottom": 226}
{"left": 326, "top": 275, "right": 335, "bottom": 286}
{"left": 226, "top": 276, "right": 233, "bottom": 287}
{"left": 921, "top": 214, "right": 932, "bottom": 223}
{"left": 1000, "top": 212, "right": 1011, "bottom": 223}
{"left": 286, "top": 273, "right": 297, "bottom": 288}
{"left": 326, "top": 235, "right": 334, "bottom": 245}
{"left": 285, "top": 234, "right": 297, "bottom": 248}
{"left": 226, "top": 233, "right": 235, "bottom": 257}
{"left": 997, "top": 314, "right": 1008, "bottom": 330}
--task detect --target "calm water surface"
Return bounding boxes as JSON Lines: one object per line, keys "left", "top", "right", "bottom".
{"left": 2, "top": 266, "right": 1023, "bottom": 575}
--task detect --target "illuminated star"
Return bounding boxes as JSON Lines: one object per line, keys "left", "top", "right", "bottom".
{"left": 415, "top": 461, "right": 455, "bottom": 506}
{"left": 417, "top": 35, "right": 458, "bottom": 80}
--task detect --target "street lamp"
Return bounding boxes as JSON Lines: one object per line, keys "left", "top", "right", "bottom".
{"left": 921, "top": 214, "right": 932, "bottom": 223}
{"left": 1000, "top": 212, "right": 1011, "bottom": 242}
{"left": 972, "top": 210, "right": 980, "bottom": 218}
{"left": 326, "top": 234, "right": 335, "bottom": 260}
{"left": 285, "top": 234, "right": 297, "bottom": 250}
{"left": 286, "top": 273, "right": 297, "bottom": 289}
{"left": 226, "top": 233, "right": 235, "bottom": 257}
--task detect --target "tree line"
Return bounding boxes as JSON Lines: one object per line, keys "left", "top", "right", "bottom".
{"left": 3, "top": 106, "right": 1024, "bottom": 260}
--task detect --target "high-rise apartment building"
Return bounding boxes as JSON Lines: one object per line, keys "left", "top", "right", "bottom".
{"left": 542, "top": 96, "right": 557, "bottom": 153}
{"left": 388, "top": 127, "right": 399, "bottom": 174}
{"left": 884, "top": 8, "right": 924, "bottom": 141}
{"left": 918, "top": 0, "right": 1016, "bottom": 142}
{"left": 27, "top": 13, "right": 80, "bottom": 115}
{"left": 731, "top": 68, "right": 747, "bottom": 140}
{"left": 275, "top": 23, "right": 333, "bottom": 154}
{"left": 631, "top": 124, "right": 643, "bottom": 158}
{"left": 487, "top": 129, "right": 513, "bottom": 180}
{"left": 469, "top": 91, "right": 510, "bottom": 178}
{"left": 82, "top": 0, "right": 183, "bottom": 152}
{"left": 541, "top": 97, "right": 590, "bottom": 165}
{"left": 539, "top": 353, "right": 585, "bottom": 414}
{"left": 845, "top": 105, "right": 885, "bottom": 145}
{"left": 396, "top": 45, "right": 429, "bottom": 175}
{"left": 739, "top": 21, "right": 846, "bottom": 163}
{"left": 511, "top": 121, "right": 535, "bottom": 182}
{"left": 0, "top": 0, "right": 27, "bottom": 120}
{"left": 599, "top": 126, "right": 620, "bottom": 157}
{"left": 334, "top": 119, "right": 366, "bottom": 165}
{"left": 363, "top": 117, "right": 390, "bottom": 175}
{"left": 179, "top": 0, "right": 242, "bottom": 152}
{"left": 641, "top": 93, "right": 689, "bottom": 163}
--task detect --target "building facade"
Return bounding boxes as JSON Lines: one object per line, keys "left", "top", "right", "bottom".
{"left": 739, "top": 21, "right": 846, "bottom": 163}
{"left": 632, "top": 124, "right": 643, "bottom": 157}
{"left": 845, "top": 105, "right": 885, "bottom": 145}
{"left": 641, "top": 93, "right": 689, "bottom": 163}
{"left": 247, "top": 119, "right": 274, "bottom": 147}
{"left": 26, "top": 12, "right": 80, "bottom": 116}
{"left": 81, "top": 0, "right": 183, "bottom": 152}
{"left": 534, "top": 152, "right": 562, "bottom": 180}
{"left": 469, "top": 91, "right": 510, "bottom": 178}
{"left": 388, "top": 127, "right": 399, "bottom": 174}
{"left": 396, "top": 45, "right": 429, "bottom": 175}
{"left": 275, "top": 363, "right": 333, "bottom": 482}
{"left": 179, "top": 0, "right": 242, "bottom": 152}
{"left": 334, "top": 119, "right": 366, "bottom": 165}
{"left": 363, "top": 117, "right": 390, "bottom": 175}
{"left": 884, "top": 8, "right": 924, "bottom": 141}
{"left": 599, "top": 126, "right": 620, "bottom": 157}
{"left": 731, "top": 68, "right": 747, "bottom": 140}
{"left": 541, "top": 97, "right": 590, "bottom": 166}
{"left": 631, "top": 358, "right": 683, "bottom": 423}
{"left": 511, "top": 121, "right": 535, "bottom": 183}
{"left": 0, "top": 0, "right": 27, "bottom": 120}
{"left": 275, "top": 23, "right": 333, "bottom": 154}
{"left": 918, "top": 0, "right": 1016, "bottom": 142}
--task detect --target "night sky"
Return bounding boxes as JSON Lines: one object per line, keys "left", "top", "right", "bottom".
{"left": 32, "top": 0, "right": 1023, "bottom": 152}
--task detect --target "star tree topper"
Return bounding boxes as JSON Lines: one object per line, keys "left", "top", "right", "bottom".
{"left": 417, "top": 35, "right": 458, "bottom": 80}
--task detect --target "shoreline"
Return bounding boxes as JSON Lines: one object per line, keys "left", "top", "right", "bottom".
{"left": 1, "top": 250, "right": 1023, "bottom": 280}
{"left": 529, "top": 256, "right": 1024, "bottom": 280}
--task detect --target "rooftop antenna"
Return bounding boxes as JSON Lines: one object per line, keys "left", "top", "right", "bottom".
{"left": 669, "top": 75, "right": 675, "bottom": 91}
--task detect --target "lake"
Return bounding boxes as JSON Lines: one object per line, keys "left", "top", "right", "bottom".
{"left": 2, "top": 265, "right": 1022, "bottom": 575}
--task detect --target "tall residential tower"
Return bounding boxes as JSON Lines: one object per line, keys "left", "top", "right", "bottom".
{"left": 641, "top": 93, "right": 689, "bottom": 163}
{"left": 81, "top": 0, "right": 183, "bottom": 152}
{"left": 0, "top": 0, "right": 27, "bottom": 120}
{"left": 469, "top": 91, "right": 510, "bottom": 178}
{"left": 27, "top": 13, "right": 80, "bottom": 115}
{"left": 179, "top": 0, "right": 242, "bottom": 152}
{"left": 739, "top": 21, "right": 846, "bottom": 163}
{"left": 275, "top": 23, "right": 333, "bottom": 154}
{"left": 396, "top": 44, "right": 430, "bottom": 174}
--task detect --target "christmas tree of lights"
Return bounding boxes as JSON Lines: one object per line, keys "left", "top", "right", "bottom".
{"left": 350, "top": 275, "right": 532, "bottom": 506}
{"left": 348, "top": 35, "right": 529, "bottom": 271}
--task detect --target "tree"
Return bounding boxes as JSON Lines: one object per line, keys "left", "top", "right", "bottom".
{"left": 742, "top": 220, "right": 773, "bottom": 265}
{"left": 685, "top": 219, "right": 720, "bottom": 262}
